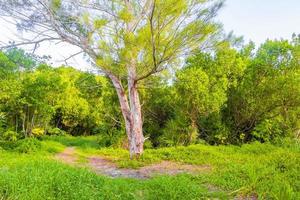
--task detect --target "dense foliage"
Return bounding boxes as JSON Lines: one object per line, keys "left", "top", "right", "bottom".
{"left": 0, "top": 37, "right": 300, "bottom": 147}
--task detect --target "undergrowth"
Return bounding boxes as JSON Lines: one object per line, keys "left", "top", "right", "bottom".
{"left": 0, "top": 136, "right": 299, "bottom": 199}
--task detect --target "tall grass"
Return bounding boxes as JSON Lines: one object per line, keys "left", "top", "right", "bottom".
{"left": 0, "top": 136, "right": 299, "bottom": 199}
{"left": 0, "top": 151, "right": 227, "bottom": 200}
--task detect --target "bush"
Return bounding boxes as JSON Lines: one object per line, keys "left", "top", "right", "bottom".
{"left": 251, "top": 118, "right": 284, "bottom": 142}
{"left": 47, "top": 127, "right": 66, "bottom": 136}
{"left": 0, "top": 140, "right": 17, "bottom": 150}
{"left": 144, "top": 139, "right": 153, "bottom": 149}
{"left": 31, "top": 128, "right": 45, "bottom": 137}
{"left": 160, "top": 116, "right": 196, "bottom": 147}
{"left": 97, "top": 132, "right": 125, "bottom": 148}
{"left": 16, "top": 138, "right": 42, "bottom": 153}
{"left": 1, "top": 130, "right": 19, "bottom": 142}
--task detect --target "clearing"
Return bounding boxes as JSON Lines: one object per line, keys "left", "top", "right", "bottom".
{"left": 55, "top": 147, "right": 211, "bottom": 179}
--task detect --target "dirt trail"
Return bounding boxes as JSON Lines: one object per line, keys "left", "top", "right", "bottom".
{"left": 55, "top": 147, "right": 211, "bottom": 179}
{"left": 55, "top": 147, "right": 77, "bottom": 164}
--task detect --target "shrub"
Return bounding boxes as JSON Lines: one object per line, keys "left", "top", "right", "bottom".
{"left": 47, "top": 127, "right": 66, "bottom": 136}
{"left": 0, "top": 140, "right": 17, "bottom": 150}
{"left": 1, "top": 130, "right": 19, "bottom": 142}
{"left": 144, "top": 139, "right": 153, "bottom": 149}
{"left": 160, "top": 116, "right": 196, "bottom": 147}
{"left": 31, "top": 128, "right": 45, "bottom": 137}
{"left": 16, "top": 138, "right": 42, "bottom": 153}
{"left": 97, "top": 132, "right": 125, "bottom": 148}
{"left": 251, "top": 118, "right": 284, "bottom": 142}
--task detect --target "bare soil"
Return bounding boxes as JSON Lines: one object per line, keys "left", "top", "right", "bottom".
{"left": 55, "top": 147, "right": 211, "bottom": 179}
{"left": 55, "top": 147, "right": 77, "bottom": 164}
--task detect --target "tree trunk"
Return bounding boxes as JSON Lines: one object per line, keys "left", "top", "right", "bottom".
{"left": 127, "top": 66, "right": 144, "bottom": 158}
{"left": 108, "top": 73, "right": 144, "bottom": 159}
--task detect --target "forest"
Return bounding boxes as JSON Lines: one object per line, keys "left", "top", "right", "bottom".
{"left": 1, "top": 39, "right": 299, "bottom": 147}
{"left": 0, "top": 0, "right": 299, "bottom": 199}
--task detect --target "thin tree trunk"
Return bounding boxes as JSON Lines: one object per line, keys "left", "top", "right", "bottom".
{"left": 15, "top": 115, "right": 18, "bottom": 132}
{"left": 22, "top": 114, "right": 25, "bottom": 135}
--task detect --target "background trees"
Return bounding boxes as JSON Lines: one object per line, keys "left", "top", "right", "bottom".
{"left": 225, "top": 39, "right": 300, "bottom": 143}
{"left": 0, "top": 0, "right": 224, "bottom": 157}
{"left": 0, "top": 37, "right": 299, "bottom": 147}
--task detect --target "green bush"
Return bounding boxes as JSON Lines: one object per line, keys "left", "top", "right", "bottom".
{"left": 160, "top": 116, "right": 196, "bottom": 147}
{"left": 252, "top": 118, "right": 284, "bottom": 142}
{"left": 16, "top": 138, "right": 42, "bottom": 153}
{"left": 1, "top": 130, "right": 19, "bottom": 141}
{"left": 97, "top": 132, "right": 125, "bottom": 148}
{"left": 144, "top": 139, "right": 153, "bottom": 149}
{"left": 47, "top": 127, "right": 66, "bottom": 136}
{"left": 0, "top": 140, "right": 17, "bottom": 150}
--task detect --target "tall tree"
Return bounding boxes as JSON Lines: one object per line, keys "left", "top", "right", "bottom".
{"left": 0, "top": 0, "right": 223, "bottom": 158}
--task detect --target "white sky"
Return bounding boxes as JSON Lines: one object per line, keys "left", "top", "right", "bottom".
{"left": 1, "top": 0, "right": 300, "bottom": 69}
{"left": 217, "top": 0, "right": 300, "bottom": 44}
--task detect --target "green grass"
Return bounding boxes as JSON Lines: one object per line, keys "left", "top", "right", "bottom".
{"left": 0, "top": 151, "right": 227, "bottom": 200}
{"left": 41, "top": 135, "right": 100, "bottom": 149}
{"left": 0, "top": 136, "right": 299, "bottom": 199}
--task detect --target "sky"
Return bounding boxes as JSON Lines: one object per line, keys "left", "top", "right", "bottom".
{"left": 217, "top": 0, "right": 300, "bottom": 44}
{"left": 1, "top": 0, "right": 300, "bottom": 69}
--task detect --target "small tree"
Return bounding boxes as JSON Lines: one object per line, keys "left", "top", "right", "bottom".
{"left": 0, "top": 0, "right": 223, "bottom": 158}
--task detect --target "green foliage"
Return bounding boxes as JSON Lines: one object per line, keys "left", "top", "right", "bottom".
{"left": 47, "top": 127, "right": 66, "bottom": 136}
{"left": 0, "top": 133, "right": 299, "bottom": 199}
{"left": 42, "top": 135, "right": 100, "bottom": 149}
{"left": 40, "top": 140, "right": 65, "bottom": 153}
{"left": 5, "top": 48, "right": 46, "bottom": 71}
{"left": 2, "top": 136, "right": 297, "bottom": 199}
{"left": 97, "top": 131, "right": 125, "bottom": 148}
{"left": 0, "top": 152, "right": 227, "bottom": 199}
{"left": 1, "top": 130, "right": 19, "bottom": 142}
{"left": 225, "top": 39, "right": 300, "bottom": 143}
{"left": 151, "top": 39, "right": 300, "bottom": 146}
{"left": 1, "top": 37, "right": 300, "bottom": 147}
{"left": 16, "top": 138, "right": 42, "bottom": 153}
{"left": 51, "top": 0, "right": 61, "bottom": 12}
{"left": 252, "top": 118, "right": 284, "bottom": 142}
{"left": 31, "top": 128, "right": 45, "bottom": 137}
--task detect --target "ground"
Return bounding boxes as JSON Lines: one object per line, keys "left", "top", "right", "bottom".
{"left": 55, "top": 147, "right": 211, "bottom": 179}
{"left": 0, "top": 135, "right": 299, "bottom": 200}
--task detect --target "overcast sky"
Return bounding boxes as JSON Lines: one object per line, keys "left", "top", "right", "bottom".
{"left": 217, "top": 0, "right": 300, "bottom": 44}
{"left": 1, "top": 0, "right": 300, "bottom": 70}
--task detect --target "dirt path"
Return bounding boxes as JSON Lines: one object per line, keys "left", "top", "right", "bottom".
{"left": 55, "top": 147, "right": 77, "bottom": 164}
{"left": 55, "top": 147, "right": 211, "bottom": 179}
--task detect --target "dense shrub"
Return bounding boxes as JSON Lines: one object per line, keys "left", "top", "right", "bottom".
{"left": 31, "top": 128, "right": 45, "bottom": 137}
{"left": 16, "top": 138, "right": 42, "bottom": 153}
{"left": 97, "top": 131, "right": 125, "bottom": 148}
{"left": 1, "top": 130, "right": 19, "bottom": 142}
{"left": 46, "top": 127, "right": 66, "bottom": 136}
{"left": 0, "top": 140, "right": 17, "bottom": 150}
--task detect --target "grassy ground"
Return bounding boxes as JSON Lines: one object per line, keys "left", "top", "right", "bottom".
{"left": 0, "top": 135, "right": 299, "bottom": 200}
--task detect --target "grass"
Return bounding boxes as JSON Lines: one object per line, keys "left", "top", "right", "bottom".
{"left": 0, "top": 151, "right": 227, "bottom": 200}
{"left": 0, "top": 135, "right": 299, "bottom": 199}
{"left": 41, "top": 135, "right": 100, "bottom": 149}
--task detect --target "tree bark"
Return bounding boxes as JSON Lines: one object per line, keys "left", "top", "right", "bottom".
{"left": 108, "top": 72, "right": 144, "bottom": 159}
{"left": 127, "top": 66, "right": 144, "bottom": 158}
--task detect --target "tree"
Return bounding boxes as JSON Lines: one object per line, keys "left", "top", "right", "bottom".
{"left": 225, "top": 39, "right": 300, "bottom": 142}
{"left": 19, "top": 66, "right": 64, "bottom": 136}
{"left": 0, "top": 0, "right": 223, "bottom": 158}
{"left": 165, "top": 45, "right": 246, "bottom": 145}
